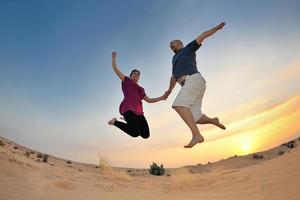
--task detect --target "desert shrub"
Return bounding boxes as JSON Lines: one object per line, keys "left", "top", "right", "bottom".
{"left": 149, "top": 162, "right": 165, "bottom": 176}
{"left": 42, "top": 154, "right": 48, "bottom": 163}
{"left": 253, "top": 154, "right": 263, "bottom": 159}
{"left": 25, "top": 151, "right": 31, "bottom": 157}
{"left": 14, "top": 146, "right": 18, "bottom": 149}
{"left": 278, "top": 150, "right": 285, "bottom": 155}
{"left": 37, "top": 153, "right": 43, "bottom": 158}
{"left": 0, "top": 140, "right": 5, "bottom": 147}
{"left": 66, "top": 161, "right": 72, "bottom": 164}
{"left": 282, "top": 140, "right": 297, "bottom": 149}
{"left": 287, "top": 140, "right": 296, "bottom": 149}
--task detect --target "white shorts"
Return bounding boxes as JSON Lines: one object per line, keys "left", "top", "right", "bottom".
{"left": 172, "top": 73, "right": 206, "bottom": 122}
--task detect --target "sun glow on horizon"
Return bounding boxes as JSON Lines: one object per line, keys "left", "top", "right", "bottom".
{"left": 174, "top": 93, "right": 300, "bottom": 166}
{"left": 241, "top": 142, "right": 251, "bottom": 153}
{"left": 88, "top": 92, "right": 300, "bottom": 168}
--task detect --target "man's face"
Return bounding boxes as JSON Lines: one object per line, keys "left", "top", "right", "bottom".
{"left": 170, "top": 40, "right": 183, "bottom": 53}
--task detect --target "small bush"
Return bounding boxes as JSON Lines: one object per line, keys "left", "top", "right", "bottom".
{"left": 14, "top": 146, "right": 18, "bottom": 149}
{"left": 42, "top": 154, "right": 48, "bottom": 163}
{"left": 287, "top": 140, "right": 296, "bottom": 149}
{"left": 253, "top": 154, "right": 263, "bottom": 159}
{"left": 66, "top": 161, "right": 72, "bottom": 164}
{"left": 282, "top": 140, "right": 297, "bottom": 149}
{"left": 0, "top": 140, "right": 5, "bottom": 147}
{"left": 25, "top": 151, "right": 31, "bottom": 157}
{"left": 37, "top": 153, "right": 43, "bottom": 158}
{"left": 149, "top": 162, "right": 165, "bottom": 176}
{"left": 278, "top": 150, "right": 285, "bottom": 155}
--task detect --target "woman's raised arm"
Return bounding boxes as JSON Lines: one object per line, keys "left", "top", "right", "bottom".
{"left": 112, "top": 51, "right": 125, "bottom": 81}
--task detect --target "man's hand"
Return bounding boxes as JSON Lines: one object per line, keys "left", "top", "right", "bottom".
{"left": 196, "top": 22, "right": 226, "bottom": 45}
{"left": 216, "top": 22, "right": 226, "bottom": 30}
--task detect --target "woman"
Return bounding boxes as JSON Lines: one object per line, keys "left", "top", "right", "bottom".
{"left": 108, "top": 51, "right": 167, "bottom": 139}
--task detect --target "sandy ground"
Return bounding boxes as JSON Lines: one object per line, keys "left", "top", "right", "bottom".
{"left": 0, "top": 136, "right": 300, "bottom": 200}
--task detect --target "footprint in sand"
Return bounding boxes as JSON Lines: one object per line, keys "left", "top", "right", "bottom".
{"left": 222, "top": 169, "right": 240, "bottom": 174}
{"left": 54, "top": 180, "right": 75, "bottom": 190}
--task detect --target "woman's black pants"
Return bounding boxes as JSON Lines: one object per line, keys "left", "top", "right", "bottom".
{"left": 113, "top": 111, "right": 150, "bottom": 139}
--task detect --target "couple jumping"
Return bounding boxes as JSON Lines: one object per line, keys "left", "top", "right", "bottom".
{"left": 108, "top": 22, "right": 226, "bottom": 148}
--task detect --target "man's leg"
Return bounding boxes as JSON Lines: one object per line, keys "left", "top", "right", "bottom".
{"left": 172, "top": 106, "right": 204, "bottom": 148}
{"left": 196, "top": 114, "right": 226, "bottom": 129}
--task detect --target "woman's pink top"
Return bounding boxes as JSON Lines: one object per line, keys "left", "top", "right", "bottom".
{"left": 119, "top": 76, "right": 146, "bottom": 116}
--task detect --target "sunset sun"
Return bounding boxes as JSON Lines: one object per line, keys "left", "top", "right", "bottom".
{"left": 241, "top": 142, "right": 251, "bottom": 152}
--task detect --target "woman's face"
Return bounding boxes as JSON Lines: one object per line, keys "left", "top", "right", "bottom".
{"left": 130, "top": 71, "right": 140, "bottom": 83}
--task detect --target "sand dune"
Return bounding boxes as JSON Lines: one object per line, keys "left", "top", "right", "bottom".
{"left": 0, "top": 135, "right": 300, "bottom": 200}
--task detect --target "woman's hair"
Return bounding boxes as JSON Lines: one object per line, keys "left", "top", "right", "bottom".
{"left": 130, "top": 69, "right": 140, "bottom": 77}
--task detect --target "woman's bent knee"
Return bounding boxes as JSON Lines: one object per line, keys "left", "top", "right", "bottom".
{"left": 141, "top": 134, "right": 150, "bottom": 139}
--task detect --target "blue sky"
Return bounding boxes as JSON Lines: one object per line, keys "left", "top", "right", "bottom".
{"left": 1, "top": 0, "right": 300, "bottom": 168}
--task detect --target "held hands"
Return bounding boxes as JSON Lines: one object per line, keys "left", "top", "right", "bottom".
{"left": 156, "top": 90, "right": 171, "bottom": 102}
{"left": 217, "top": 22, "right": 226, "bottom": 30}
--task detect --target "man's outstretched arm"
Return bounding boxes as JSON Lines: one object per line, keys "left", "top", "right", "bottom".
{"left": 196, "top": 22, "right": 226, "bottom": 45}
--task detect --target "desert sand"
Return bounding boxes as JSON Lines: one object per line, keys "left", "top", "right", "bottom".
{"left": 0, "top": 135, "right": 300, "bottom": 200}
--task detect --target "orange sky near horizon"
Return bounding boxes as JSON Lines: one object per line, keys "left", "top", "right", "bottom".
{"left": 100, "top": 92, "right": 300, "bottom": 168}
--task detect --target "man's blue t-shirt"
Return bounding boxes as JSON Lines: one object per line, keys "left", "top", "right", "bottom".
{"left": 172, "top": 40, "right": 202, "bottom": 80}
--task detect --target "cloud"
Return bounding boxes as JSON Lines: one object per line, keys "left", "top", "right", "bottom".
{"left": 205, "top": 92, "right": 300, "bottom": 143}
{"left": 259, "top": 61, "right": 300, "bottom": 96}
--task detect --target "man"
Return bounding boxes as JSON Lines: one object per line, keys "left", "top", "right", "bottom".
{"left": 165, "top": 22, "right": 226, "bottom": 148}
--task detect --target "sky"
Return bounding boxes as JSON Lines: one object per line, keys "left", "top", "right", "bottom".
{"left": 1, "top": 0, "right": 300, "bottom": 168}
